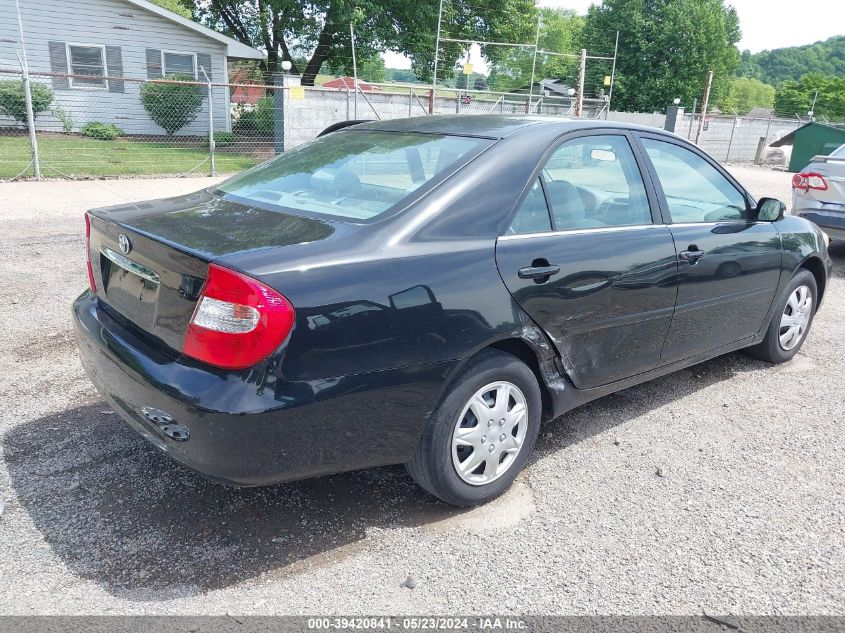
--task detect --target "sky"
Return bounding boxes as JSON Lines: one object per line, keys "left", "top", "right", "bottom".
{"left": 383, "top": 0, "right": 845, "bottom": 72}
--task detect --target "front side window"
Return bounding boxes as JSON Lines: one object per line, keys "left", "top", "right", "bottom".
{"left": 67, "top": 45, "right": 106, "bottom": 88}
{"left": 541, "top": 135, "right": 652, "bottom": 230}
{"left": 641, "top": 138, "right": 748, "bottom": 222}
{"left": 163, "top": 52, "right": 196, "bottom": 77}
{"left": 216, "top": 130, "right": 489, "bottom": 221}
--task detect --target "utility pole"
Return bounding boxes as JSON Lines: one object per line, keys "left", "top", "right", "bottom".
{"left": 430, "top": 0, "right": 444, "bottom": 114}
{"left": 694, "top": 70, "right": 713, "bottom": 145}
{"left": 527, "top": 15, "right": 542, "bottom": 111}
{"left": 605, "top": 31, "right": 619, "bottom": 119}
{"left": 575, "top": 48, "right": 586, "bottom": 117}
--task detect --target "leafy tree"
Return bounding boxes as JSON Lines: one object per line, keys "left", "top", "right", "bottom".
{"left": 188, "top": 0, "right": 536, "bottom": 86}
{"left": 329, "top": 52, "right": 386, "bottom": 83}
{"left": 582, "top": 0, "right": 741, "bottom": 112}
{"left": 386, "top": 68, "right": 420, "bottom": 83}
{"left": 487, "top": 8, "right": 584, "bottom": 93}
{"left": 774, "top": 74, "right": 845, "bottom": 121}
{"left": 740, "top": 36, "right": 845, "bottom": 85}
{"left": 151, "top": 0, "right": 192, "bottom": 18}
{"left": 139, "top": 75, "right": 204, "bottom": 135}
{"left": 716, "top": 77, "right": 775, "bottom": 114}
{"left": 0, "top": 80, "right": 53, "bottom": 124}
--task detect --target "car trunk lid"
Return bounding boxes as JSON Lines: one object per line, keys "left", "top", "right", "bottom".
{"left": 86, "top": 190, "right": 342, "bottom": 353}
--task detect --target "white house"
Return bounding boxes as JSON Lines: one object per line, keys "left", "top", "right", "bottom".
{"left": 0, "top": 0, "right": 263, "bottom": 135}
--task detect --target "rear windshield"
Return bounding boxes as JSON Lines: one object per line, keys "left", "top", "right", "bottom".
{"left": 215, "top": 130, "right": 490, "bottom": 221}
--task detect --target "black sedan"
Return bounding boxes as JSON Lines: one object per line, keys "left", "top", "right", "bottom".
{"left": 73, "top": 115, "right": 833, "bottom": 506}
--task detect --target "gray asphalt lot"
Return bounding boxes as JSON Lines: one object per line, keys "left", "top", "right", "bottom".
{"left": 0, "top": 167, "right": 842, "bottom": 615}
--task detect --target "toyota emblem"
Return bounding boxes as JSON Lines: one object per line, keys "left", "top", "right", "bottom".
{"left": 118, "top": 234, "right": 131, "bottom": 255}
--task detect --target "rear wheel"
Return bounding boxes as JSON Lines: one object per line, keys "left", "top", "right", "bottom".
{"left": 746, "top": 269, "right": 817, "bottom": 364}
{"left": 406, "top": 350, "right": 541, "bottom": 507}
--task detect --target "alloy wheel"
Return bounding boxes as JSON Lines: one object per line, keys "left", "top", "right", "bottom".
{"left": 451, "top": 381, "right": 528, "bottom": 486}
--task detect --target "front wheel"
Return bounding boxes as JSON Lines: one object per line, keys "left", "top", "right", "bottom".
{"left": 406, "top": 350, "right": 542, "bottom": 507}
{"left": 746, "top": 269, "right": 817, "bottom": 364}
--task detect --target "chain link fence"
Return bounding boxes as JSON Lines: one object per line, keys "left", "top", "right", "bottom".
{"left": 676, "top": 111, "right": 803, "bottom": 163}
{"left": 0, "top": 66, "right": 266, "bottom": 180}
{"left": 0, "top": 65, "right": 824, "bottom": 180}
{"left": 0, "top": 66, "right": 618, "bottom": 181}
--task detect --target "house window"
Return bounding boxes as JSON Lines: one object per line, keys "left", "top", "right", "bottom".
{"left": 67, "top": 44, "right": 107, "bottom": 89}
{"left": 162, "top": 51, "right": 196, "bottom": 78}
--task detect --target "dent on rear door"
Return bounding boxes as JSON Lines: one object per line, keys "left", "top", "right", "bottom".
{"left": 495, "top": 228, "right": 678, "bottom": 389}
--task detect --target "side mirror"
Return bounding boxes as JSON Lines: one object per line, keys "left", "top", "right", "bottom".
{"left": 755, "top": 197, "right": 786, "bottom": 222}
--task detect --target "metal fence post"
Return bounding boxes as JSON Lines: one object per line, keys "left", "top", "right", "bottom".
{"left": 350, "top": 24, "right": 358, "bottom": 119}
{"left": 346, "top": 84, "right": 351, "bottom": 120}
{"left": 200, "top": 66, "right": 215, "bottom": 176}
{"left": 15, "top": 55, "right": 40, "bottom": 179}
{"left": 687, "top": 98, "right": 697, "bottom": 140}
{"left": 726, "top": 116, "right": 738, "bottom": 162}
{"left": 273, "top": 74, "right": 285, "bottom": 155}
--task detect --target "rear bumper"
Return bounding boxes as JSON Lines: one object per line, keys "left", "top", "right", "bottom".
{"left": 793, "top": 199, "right": 845, "bottom": 240}
{"left": 72, "top": 291, "right": 449, "bottom": 486}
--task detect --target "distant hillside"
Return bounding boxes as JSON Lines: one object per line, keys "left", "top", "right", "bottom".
{"left": 740, "top": 36, "right": 845, "bottom": 85}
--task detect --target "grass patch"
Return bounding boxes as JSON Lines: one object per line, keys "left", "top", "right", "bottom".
{"left": 0, "top": 133, "right": 260, "bottom": 178}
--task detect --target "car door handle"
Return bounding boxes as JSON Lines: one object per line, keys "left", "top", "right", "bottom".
{"left": 518, "top": 265, "right": 560, "bottom": 280}
{"left": 678, "top": 248, "right": 704, "bottom": 264}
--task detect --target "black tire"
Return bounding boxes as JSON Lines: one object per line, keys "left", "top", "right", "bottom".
{"left": 406, "top": 349, "right": 542, "bottom": 507}
{"left": 745, "top": 269, "right": 817, "bottom": 364}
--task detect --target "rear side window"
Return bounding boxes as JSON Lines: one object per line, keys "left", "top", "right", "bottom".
{"left": 507, "top": 178, "right": 552, "bottom": 234}
{"left": 641, "top": 138, "right": 748, "bottom": 222}
{"left": 215, "top": 131, "right": 489, "bottom": 221}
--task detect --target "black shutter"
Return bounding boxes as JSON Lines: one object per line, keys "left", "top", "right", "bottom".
{"left": 196, "top": 53, "right": 212, "bottom": 97}
{"left": 47, "top": 41, "right": 69, "bottom": 89}
{"left": 145, "top": 48, "right": 162, "bottom": 78}
{"left": 105, "top": 46, "right": 124, "bottom": 93}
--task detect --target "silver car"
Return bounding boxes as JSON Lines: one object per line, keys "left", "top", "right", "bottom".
{"left": 792, "top": 142, "right": 845, "bottom": 241}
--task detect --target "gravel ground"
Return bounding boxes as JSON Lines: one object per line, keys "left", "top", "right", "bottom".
{"left": 0, "top": 169, "right": 843, "bottom": 616}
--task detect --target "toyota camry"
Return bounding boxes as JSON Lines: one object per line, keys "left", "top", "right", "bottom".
{"left": 73, "top": 115, "right": 833, "bottom": 506}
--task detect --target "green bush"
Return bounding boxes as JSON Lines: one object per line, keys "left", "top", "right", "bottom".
{"left": 53, "top": 106, "right": 74, "bottom": 132}
{"left": 0, "top": 80, "right": 54, "bottom": 124}
{"left": 139, "top": 74, "right": 203, "bottom": 135}
{"left": 81, "top": 122, "right": 124, "bottom": 140}
{"left": 232, "top": 96, "right": 276, "bottom": 135}
{"left": 211, "top": 131, "right": 236, "bottom": 147}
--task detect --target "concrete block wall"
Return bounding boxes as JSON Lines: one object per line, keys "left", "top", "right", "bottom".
{"left": 283, "top": 88, "right": 799, "bottom": 165}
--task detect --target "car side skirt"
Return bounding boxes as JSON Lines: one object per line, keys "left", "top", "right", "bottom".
{"left": 546, "top": 334, "right": 758, "bottom": 420}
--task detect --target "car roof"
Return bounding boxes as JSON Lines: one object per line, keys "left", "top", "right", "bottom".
{"left": 353, "top": 114, "right": 672, "bottom": 140}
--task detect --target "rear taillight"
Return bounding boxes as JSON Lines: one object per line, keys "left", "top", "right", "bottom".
{"left": 182, "top": 264, "right": 295, "bottom": 370}
{"left": 85, "top": 213, "right": 96, "bottom": 292}
{"left": 792, "top": 172, "right": 828, "bottom": 191}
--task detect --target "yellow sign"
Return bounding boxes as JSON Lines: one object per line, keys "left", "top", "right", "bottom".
{"left": 603, "top": 75, "right": 611, "bottom": 86}
{"left": 290, "top": 86, "right": 305, "bottom": 100}
{"left": 463, "top": 63, "right": 474, "bottom": 75}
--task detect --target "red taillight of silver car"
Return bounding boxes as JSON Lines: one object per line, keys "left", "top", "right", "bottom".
{"left": 792, "top": 172, "right": 829, "bottom": 191}
{"left": 182, "top": 263, "right": 295, "bottom": 370}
